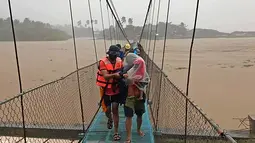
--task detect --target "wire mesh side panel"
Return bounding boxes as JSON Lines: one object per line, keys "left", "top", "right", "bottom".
{"left": 79, "top": 63, "right": 100, "bottom": 127}
{"left": 0, "top": 63, "right": 99, "bottom": 143}
{"left": 139, "top": 48, "right": 235, "bottom": 142}
{"left": 0, "top": 97, "right": 24, "bottom": 142}
{"left": 22, "top": 71, "right": 83, "bottom": 143}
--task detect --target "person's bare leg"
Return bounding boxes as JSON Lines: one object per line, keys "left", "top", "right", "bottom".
{"left": 126, "top": 117, "right": 132, "bottom": 141}
{"left": 137, "top": 116, "right": 145, "bottom": 137}
{"left": 112, "top": 103, "right": 119, "bottom": 134}
{"left": 105, "top": 106, "right": 112, "bottom": 120}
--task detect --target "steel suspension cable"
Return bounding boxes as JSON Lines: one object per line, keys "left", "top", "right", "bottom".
{"left": 111, "top": 14, "right": 117, "bottom": 43}
{"left": 149, "top": 0, "right": 162, "bottom": 85}
{"left": 106, "top": 0, "right": 130, "bottom": 44}
{"left": 147, "top": 0, "right": 157, "bottom": 59}
{"left": 106, "top": 4, "right": 113, "bottom": 44}
{"left": 68, "top": 0, "right": 85, "bottom": 132}
{"left": 144, "top": 10, "right": 152, "bottom": 53}
{"left": 7, "top": 0, "right": 27, "bottom": 142}
{"left": 144, "top": 0, "right": 155, "bottom": 101}
{"left": 184, "top": 0, "right": 200, "bottom": 142}
{"left": 88, "top": 0, "right": 99, "bottom": 63}
{"left": 139, "top": 0, "right": 153, "bottom": 43}
{"left": 108, "top": 0, "right": 128, "bottom": 42}
{"left": 155, "top": 0, "right": 171, "bottom": 131}
{"left": 99, "top": 0, "right": 107, "bottom": 53}
{"left": 151, "top": 0, "right": 161, "bottom": 63}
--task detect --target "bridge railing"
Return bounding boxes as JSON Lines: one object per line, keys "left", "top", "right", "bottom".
{"left": 140, "top": 47, "right": 236, "bottom": 142}
{"left": 0, "top": 63, "right": 99, "bottom": 143}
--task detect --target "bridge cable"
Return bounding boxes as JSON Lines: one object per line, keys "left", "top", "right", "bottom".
{"left": 99, "top": 0, "right": 107, "bottom": 53}
{"left": 111, "top": 14, "right": 117, "bottom": 43}
{"left": 144, "top": 9, "right": 152, "bottom": 57}
{"left": 147, "top": 0, "right": 157, "bottom": 61}
{"left": 7, "top": 0, "right": 27, "bottom": 142}
{"left": 149, "top": 0, "right": 162, "bottom": 109}
{"left": 144, "top": 0, "right": 156, "bottom": 103}
{"left": 88, "top": 0, "right": 99, "bottom": 63}
{"left": 106, "top": 5, "right": 113, "bottom": 44}
{"left": 106, "top": 0, "right": 130, "bottom": 44}
{"left": 108, "top": 0, "right": 127, "bottom": 40}
{"left": 155, "top": 0, "right": 172, "bottom": 131}
{"left": 139, "top": 0, "right": 153, "bottom": 43}
{"left": 151, "top": 0, "right": 161, "bottom": 65}
{"left": 68, "top": 0, "right": 85, "bottom": 132}
{"left": 184, "top": 0, "right": 200, "bottom": 142}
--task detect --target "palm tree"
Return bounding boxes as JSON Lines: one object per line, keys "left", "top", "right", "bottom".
{"left": 128, "top": 18, "right": 133, "bottom": 25}
{"left": 86, "top": 20, "right": 90, "bottom": 27}
{"left": 77, "top": 20, "right": 82, "bottom": 27}
{"left": 94, "top": 20, "right": 98, "bottom": 25}
{"left": 121, "top": 16, "right": 126, "bottom": 25}
{"left": 179, "top": 22, "right": 187, "bottom": 28}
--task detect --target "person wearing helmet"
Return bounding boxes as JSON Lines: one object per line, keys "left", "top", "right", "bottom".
{"left": 124, "top": 43, "right": 131, "bottom": 57}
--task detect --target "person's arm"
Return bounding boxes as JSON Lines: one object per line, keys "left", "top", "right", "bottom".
{"left": 99, "top": 60, "right": 120, "bottom": 80}
{"left": 101, "top": 70, "right": 119, "bottom": 80}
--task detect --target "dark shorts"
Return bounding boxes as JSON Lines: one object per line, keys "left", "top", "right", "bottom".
{"left": 124, "top": 94, "right": 146, "bottom": 117}
{"left": 103, "top": 94, "right": 121, "bottom": 107}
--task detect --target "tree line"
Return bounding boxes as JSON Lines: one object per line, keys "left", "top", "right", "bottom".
{"left": 1, "top": 17, "right": 255, "bottom": 41}
{"left": 0, "top": 17, "right": 71, "bottom": 41}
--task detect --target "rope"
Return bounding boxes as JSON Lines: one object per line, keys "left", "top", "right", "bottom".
{"left": 88, "top": 0, "right": 99, "bottom": 63}
{"left": 68, "top": 0, "right": 85, "bottom": 132}
{"left": 7, "top": 0, "right": 27, "bottom": 142}
{"left": 106, "top": 0, "right": 130, "bottom": 44}
{"left": 139, "top": 0, "right": 153, "bottom": 43}
{"left": 184, "top": 0, "right": 200, "bottom": 142}
{"left": 99, "top": 0, "right": 107, "bottom": 53}
{"left": 156, "top": 0, "right": 171, "bottom": 131}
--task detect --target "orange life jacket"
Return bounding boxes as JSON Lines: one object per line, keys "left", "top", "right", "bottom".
{"left": 96, "top": 57, "right": 123, "bottom": 88}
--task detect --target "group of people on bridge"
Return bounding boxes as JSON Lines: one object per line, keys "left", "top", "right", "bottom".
{"left": 96, "top": 42, "right": 150, "bottom": 143}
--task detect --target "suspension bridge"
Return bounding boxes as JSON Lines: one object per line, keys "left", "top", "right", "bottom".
{"left": 0, "top": 0, "right": 242, "bottom": 142}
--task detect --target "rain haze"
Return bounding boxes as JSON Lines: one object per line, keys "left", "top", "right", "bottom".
{"left": 1, "top": 0, "right": 255, "bottom": 134}
{"left": 0, "top": 0, "right": 255, "bottom": 32}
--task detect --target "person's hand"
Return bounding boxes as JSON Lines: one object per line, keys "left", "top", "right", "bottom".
{"left": 123, "top": 74, "right": 128, "bottom": 78}
{"left": 114, "top": 73, "right": 120, "bottom": 78}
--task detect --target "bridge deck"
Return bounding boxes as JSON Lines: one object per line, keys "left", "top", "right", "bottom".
{"left": 83, "top": 104, "right": 154, "bottom": 143}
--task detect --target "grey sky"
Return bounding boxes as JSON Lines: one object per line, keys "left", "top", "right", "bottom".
{"left": 0, "top": 0, "right": 254, "bottom": 32}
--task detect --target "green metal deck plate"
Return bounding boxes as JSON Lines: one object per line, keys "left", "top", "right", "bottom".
{"left": 82, "top": 104, "right": 154, "bottom": 143}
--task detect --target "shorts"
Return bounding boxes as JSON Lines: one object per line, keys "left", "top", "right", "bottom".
{"left": 124, "top": 93, "right": 146, "bottom": 117}
{"left": 103, "top": 94, "right": 121, "bottom": 107}
{"left": 100, "top": 87, "right": 121, "bottom": 112}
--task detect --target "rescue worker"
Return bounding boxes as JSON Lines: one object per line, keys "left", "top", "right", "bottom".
{"left": 96, "top": 45, "right": 123, "bottom": 141}
{"left": 124, "top": 43, "right": 131, "bottom": 57}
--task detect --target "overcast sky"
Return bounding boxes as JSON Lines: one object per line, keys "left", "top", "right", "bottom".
{"left": 0, "top": 0, "right": 254, "bottom": 32}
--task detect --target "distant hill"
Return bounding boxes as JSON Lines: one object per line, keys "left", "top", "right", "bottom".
{"left": 187, "top": 29, "right": 229, "bottom": 38}
{"left": 0, "top": 18, "right": 71, "bottom": 41}
{"left": 1, "top": 17, "right": 255, "bottom": 41}
{"left": 229, "top": 31, "right": 255, "bottom": 38}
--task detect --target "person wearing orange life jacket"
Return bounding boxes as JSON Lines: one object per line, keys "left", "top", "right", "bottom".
{"left": 96, "top": 45, "right": 125, "bottom": 141}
